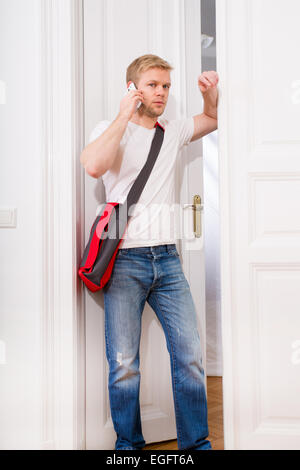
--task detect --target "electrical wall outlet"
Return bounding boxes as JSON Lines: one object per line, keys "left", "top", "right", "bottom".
{"left": 0, "top": 80, "right": 6, "bottom": 104}
{"left": 0, "top": 208, "right": 17, "bottom": 228}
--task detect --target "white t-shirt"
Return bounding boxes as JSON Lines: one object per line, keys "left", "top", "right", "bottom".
{"left": 88, "top": 116, "right": 194, "bottom": 249}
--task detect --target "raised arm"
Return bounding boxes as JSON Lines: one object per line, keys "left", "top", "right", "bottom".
{"left": 190, "top": 70, "right": 219, "bottom": 142}
{"left": 80, "top": 88, "right": 144, "bottom": 178}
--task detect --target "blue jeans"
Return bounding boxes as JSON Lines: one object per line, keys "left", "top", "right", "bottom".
{"left": 103, "top": 244, "right": 212, "bottom": 450}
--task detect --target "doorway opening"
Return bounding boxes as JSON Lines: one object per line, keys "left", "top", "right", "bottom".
{"left": 83, "top": 0, "right": 224, "bottom": 451}
{"left": 201, "top": 0, "right": 224, "bottom": 450}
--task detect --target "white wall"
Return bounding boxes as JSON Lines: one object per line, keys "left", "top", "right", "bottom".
{"left": 0, "top": 0, "right": 42, "bottom": 449}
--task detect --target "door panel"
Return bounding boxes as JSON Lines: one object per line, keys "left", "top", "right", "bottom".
{"left": 83, "top": 0, "right": 205, "bottom": 449}
{"left": 217, "top": 0, "right": 300, "bottom": 449}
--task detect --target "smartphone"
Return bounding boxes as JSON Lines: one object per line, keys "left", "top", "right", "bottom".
{"left": 127, "top": 82, "right": 142, "bottom": 110}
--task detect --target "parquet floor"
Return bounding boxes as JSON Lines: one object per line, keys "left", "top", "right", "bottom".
{"left": 144, "top": 376, "right": 224, "bottom": 450}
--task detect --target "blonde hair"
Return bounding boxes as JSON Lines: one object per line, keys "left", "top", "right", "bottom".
{"left": 126, "top": 54, "right": 174, "bottom": 87}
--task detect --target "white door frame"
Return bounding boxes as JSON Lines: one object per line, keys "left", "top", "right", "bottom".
{"left": 40, "top": 0, "right": 86, "bottom": 449}
{"left": 215, "top": 0, "right": 235, "bottom": 450}
{"left": 41, "top": 0, "right": 238, "bottom": 450}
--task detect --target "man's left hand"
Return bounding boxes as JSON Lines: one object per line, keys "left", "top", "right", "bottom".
{"left": 198, "top": 71, "right": 219, "bottom": 118}
{"left": 198, "top": 70, "right": 219, "bottom": 95}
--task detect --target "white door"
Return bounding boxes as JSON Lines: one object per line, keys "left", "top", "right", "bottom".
{"left": 83, "top": 0, "right": 207, "bottom": 449}
{"left": 217, "top": 0, "right": 300, "bottom": 449}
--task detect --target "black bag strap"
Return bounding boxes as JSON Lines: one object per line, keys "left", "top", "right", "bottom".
{"left": 103, "top": 122, "right": 164, "bottom": 249}
{"left": 126, "top": 121, "right": 165, "bottom": 213}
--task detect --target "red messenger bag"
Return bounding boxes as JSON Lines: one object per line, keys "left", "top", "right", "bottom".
{"left": 78, "top": 121, "right": 165, "bottom": 292}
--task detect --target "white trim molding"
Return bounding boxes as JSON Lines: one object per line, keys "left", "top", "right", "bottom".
{"left": 40, "top": 0, "right": 85, "bottom": 450}
{"left": 215, "top": 0, "right": 235, "bottom": 451}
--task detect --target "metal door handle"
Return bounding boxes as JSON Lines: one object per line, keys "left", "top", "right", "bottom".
{"left": 183, "top": 195, "right": 203, "bottom": 238}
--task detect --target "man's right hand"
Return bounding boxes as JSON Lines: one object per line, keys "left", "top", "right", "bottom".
{"left": 118, "top": 89, "right": 144, "bottom": 121}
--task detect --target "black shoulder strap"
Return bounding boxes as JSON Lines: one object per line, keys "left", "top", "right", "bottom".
{"left": 126, "top": 122, "right": 165, "bottom": 212}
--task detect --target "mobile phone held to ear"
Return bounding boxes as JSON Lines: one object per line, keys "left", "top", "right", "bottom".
{"left": 127, "top": 82, "right": 142, "bottom": 110}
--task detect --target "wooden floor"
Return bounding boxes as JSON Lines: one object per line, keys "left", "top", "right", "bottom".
{"left": 144, "top": 376, "right": 224, "bottom": 450}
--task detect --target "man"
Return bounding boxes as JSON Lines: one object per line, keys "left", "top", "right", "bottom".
{"left": 80, "top": 54, "right": 219, "bottom": 450}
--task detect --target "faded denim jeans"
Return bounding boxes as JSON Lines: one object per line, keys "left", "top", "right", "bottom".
{"left": 103, "top": 244, "right": 212, "bottom": 450}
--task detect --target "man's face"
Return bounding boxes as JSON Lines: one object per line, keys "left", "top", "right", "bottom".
{"left": 131, "top": 67, "right": 171, "bottom": 117}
